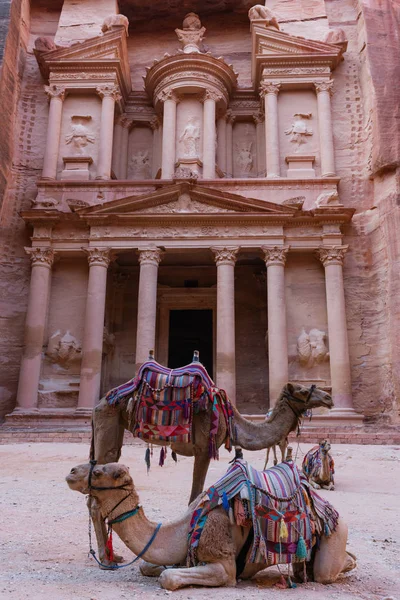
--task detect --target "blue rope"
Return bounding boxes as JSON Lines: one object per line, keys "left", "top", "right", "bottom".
{"left": 89, "top": 522, "right": 162, "bottom": 570}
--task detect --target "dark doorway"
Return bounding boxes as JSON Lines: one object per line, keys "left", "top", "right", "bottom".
{"left": 168, "top": 309, "right": 213, "bottom": 377}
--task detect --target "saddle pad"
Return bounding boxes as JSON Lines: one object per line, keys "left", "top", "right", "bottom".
{"left": 187, "top": 460, "right": 339, "bottom": 568}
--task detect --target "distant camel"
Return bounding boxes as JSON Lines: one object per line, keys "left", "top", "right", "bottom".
{"left": 303, "top": 440, "right": 335, "bottom": 490}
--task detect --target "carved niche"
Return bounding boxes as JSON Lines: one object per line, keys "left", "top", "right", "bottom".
{"left": 46, "top": 330, "right": 82, "bottom": 367}
{"left": 285, "top": 113, "right": 313, "bottom": 152}
{"left": 65, "top": 115, "right": 95, "bottom": 156}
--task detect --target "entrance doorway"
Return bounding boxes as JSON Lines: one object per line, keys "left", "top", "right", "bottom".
{"left": 168, "top": 309, "right": 213, "bottom": 377}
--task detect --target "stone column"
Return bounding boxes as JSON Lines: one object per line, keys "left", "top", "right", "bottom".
{"left": 42, "top": 85, "right": 65, "bottom": 180}
{"left": 15, "top": 248, "right": 55, "bottom": 411}
{"left": 226, "top": 110, "right": 235, "bottom": 178}
{"left": 253, "top": 111, "right": 265, "bottom": 177}
{"left": 316, "top": 246, "right": 360, "bottom": 419}
{"left": 160, "top": 89, "right": 178, "bottom": 179}
{"left": 119, "top": 116, "right": 132, "bottom": 179}
{"left": 77, "top": 248, "right": 111, "bottom": 412}
{"left": 150, "top": 116, "right": 161, "bottom": 178}
{"left": 216, "top": 112, "right": 227, "bottom": 175}
{"left": 111, "top": 118, "right": 123, "bottom": 178}
{"left": 260, "top": 82, "right": 281, "bottom": 178}
{"left": 135, "top": 248, "right": 163, "bottom": 370}
{"left": 211, "top": 247, "right": 239, "bottom": 402}
{"left": 202, "top": 90, "right": 219, "bottom": 179}
{"left": 262, "top": 246, "right": 289, "bottom": 406}
{"left": 315, "top": 81, "right": 336, "bottom": 177}
{"left": 96, "top": 84, "right": 121, "bottom": 180}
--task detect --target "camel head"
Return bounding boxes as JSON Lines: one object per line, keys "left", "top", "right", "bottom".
{"left": 66, "top": 462, "right": 134, "bottom": 497}
{"left": 319, "top": 439, "right": 331, "bottom": 454}
{"left": 282, "top": 382, "right": 333, "bottom": 414}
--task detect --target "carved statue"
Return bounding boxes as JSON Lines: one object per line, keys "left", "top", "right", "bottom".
{"left": 297, "top": 328, "right": 329, "bottom": 368}
{"left": 174, "top": 166, "right": 199, "bottom": 180}
{"left": 179, "top": 118, "right": 200, "bottom": 158}
{"left": 130, "top": 151, "right": 150, "bottom": 178}
{"left": 285, "top": 113, "right": 313, "bottom": 151}
{"left": 46, "top": 330, "right": 82, "bottom": 366}
{"left": 248, "top": 5, "right": 279, "bottom": 30}
{"left": 65, "top": 116, "right": 95, "bottom": 155}
{"left": 175, "top": 13, "right": 206, "bottom": 53}
{"left": 32, "top": 196, "right": 59, "bottom": 209}
{"left": 315, "top": 190, "right": 340, "bottom": 207}
{"left": 235, "top": 141, "right": 253, "bottom": 173}
{"left": 101, "top": 14, "right": 129, "bottom": 35}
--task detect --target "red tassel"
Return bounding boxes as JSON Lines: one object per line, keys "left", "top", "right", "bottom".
{"left": 105, "top": 527, "right": 114, "bottom": 562}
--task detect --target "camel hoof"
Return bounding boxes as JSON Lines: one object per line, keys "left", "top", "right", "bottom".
{"left": 343, "top": 551, "right": 357, "bottom": 573}
{"left": 140, "top": 561, "right": 165, "bottom": 577}
{"left": 159, "top": 569, "right": 182, "bottom": 591}
{"left": 99, "top": 558, "right": 119, "bottom": 570}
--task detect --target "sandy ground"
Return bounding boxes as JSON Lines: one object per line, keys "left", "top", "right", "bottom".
{"left": 0, "top": 441, "right": 399, "bottom": 600}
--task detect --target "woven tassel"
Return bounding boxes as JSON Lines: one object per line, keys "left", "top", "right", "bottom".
{"left": 145, "top": 447, "right": 151, "bottom": 473}
{"left": 324, "top": 523, "right": 330, "bottom": 537}
{"left": 159, "top": 446, "right": 165, "bottom": 467}
{"left": 228, "top": 506, "right": 235, "bottom": 525}
{"left": 105, "top": 527, "right": 114, "bottom": 562}
{"left": 171, "top": 450, "right": 177, "bottom": 463}
{"left": 296, "top": 535, "right": 307, "bottom": 560}
{"left": 279, "top": 518, "right": 288, "bottom": 541}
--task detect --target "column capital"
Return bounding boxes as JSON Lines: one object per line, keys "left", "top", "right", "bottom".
{"left": 226, "top": 109, "right": 236, "bottom": 125}
{"left": 253, "top": 111, "right": 265, "bottom": 125}
{"left": 25, "top": 246, "right": 55, "bottom": 268}
{"left": 149, "top": 116, "right": 161, "bottom": 130}
{"left": 314, "top": 80, "right": 334, "bottom": 95}
{"left": 262, "top": 246, "right": 289, "bottom": 266}
{"left": 203, "top": 89, "right": 222, "bottom": 103}
{"left": 119, "top": 115, "right": 134, "bottom": 129}
{"left": 158, "top": 88, "right": 180, "bottom": 103}
{"left": 260, "top": 81, "right": 281, "bottom": 97}
{"left": 96, "top": 84, "right": 121, "bottom": 102}
{"left": 138, "top": 247, "right": 164, "bottom": 266}
{"left": 316, "top": 245, "right": 348, "bottom": 267}
{"left": 211, "top": 246, "right": 240, "bottom": 266}
{"left": 44, "top": 84, "right": 65, "bottom": 101}
{"left": 84, "top": 247, "right": 111, "bottom": 268}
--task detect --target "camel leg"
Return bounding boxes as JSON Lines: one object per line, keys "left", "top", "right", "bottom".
{"left": 273, "top": 445, "right": 278, "bottom": 466}
{"left": 87, "top": 496, "right": 119, "bottom": 568}
{"left": 309, "top": 479, "right": 321, "bottom": 489}
{"left": 159, "top": 560, "right": 237, "bottom": 591}
{"left": 91, "top": 397, "right": 125, "bottom": 464}
{"left": 313, "top": 517, "right": 356, "bottom": 583}
{"left": 188, "top": 452, "right": 210, "bottom": 504}
{"left": 140, "top": 561, "right": 166, "bottom": 577}
{"left": 263, "top": 447, "right": 270, "bottom": 470}
{"left": 279, "top": 438, "right": 288, "bottom": 462}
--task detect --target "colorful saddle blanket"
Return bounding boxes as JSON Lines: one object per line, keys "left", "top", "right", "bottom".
{"left": 187, "top": 460, "right": 339, "bottom": 567}
{"left": 302, "top": 445, "right": 335, "bottom": 483}
{"left": 106, "top": 360, "right": 235, "bottom": 458}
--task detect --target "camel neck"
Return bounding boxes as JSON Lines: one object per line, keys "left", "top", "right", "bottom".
{"left": 233, "top": 403, "right": 298, "bottom": 451}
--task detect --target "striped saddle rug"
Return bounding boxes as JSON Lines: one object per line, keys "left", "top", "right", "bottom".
{"left": 187, "top": 459, "right": 339, "bottom": 567}
{"left": 106, "top": 360, "right": 234, "bottom": 458}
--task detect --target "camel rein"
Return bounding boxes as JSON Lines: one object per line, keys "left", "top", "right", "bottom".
{"left": 285, "top": 384, "right": 315, "bottom": 435}
{"left": 87, "top": 460, "right": 162, "bottom": 570}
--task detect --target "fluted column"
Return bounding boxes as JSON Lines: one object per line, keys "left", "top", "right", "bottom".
{"left": 226, "top": 110, "right": 235, "bottom": 178}
{"left": 315, "top": 81, "right": 336, "bottom": 177}
{"left": 112, "top": 118, "right": 123, "bottom": 178}
{"left": 96, "top": 84, "right": 121, "bottom": 180}
{"left": 119, "top": 116, "right": 132, "bottom": 179}
{"left": 42, "top": 85, "right": 65, "bottom": 180}
{"left": 202, "top": 90, "right": 219, "bottom": 179}
{"left": 262, "top": 246, "right": 289, "bottom": 406}
{"left": 216, "top": 112, "right": 227, "bottom": 175}
{"left": 135, "top": 248, "right": 163, "bottom": 370}
{"left": 212, "top": 247, "right": 239, "bottom": 402}
{"left": 77, "top": 248, "right": 111, "bottom": 411}
{"left": 160, "top": 89, "right": 178, "bottom": 179}
{"left": 14, "top": 248, "right": 55, "bottom": 411}
{"left": 150, "top": 116, "right": 161, "bottom": 178}
{"left": 260, "top": 82, "right": 281, "bottom": 178}
{"left": 253, "top": 111, "right": 265, "bottom": 177}
{"left": 316, "top": 246, "right": 359, "bottom": 418}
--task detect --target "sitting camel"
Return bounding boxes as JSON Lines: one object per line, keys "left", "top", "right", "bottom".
{"left": 303, "top": 440, "right": 335, "bottom": 490}
{"left": 66, "top": 460, "right": 356, "bottom": 590}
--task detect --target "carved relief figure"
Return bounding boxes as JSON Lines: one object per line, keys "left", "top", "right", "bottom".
{"left": 130, "top": 151, "right": 150, "bottom": 178}
{"left": 285, "top": 113, "right": 313, "bottom": 152}
{"left": 65, "top": 116, "right": 95, "bottom": 155}
{"left": 248, "top": 5, "right": 279, "bottom": 30}
{"left": 46, "top": 330, "right": 82, "bottom": 366}
{"left": 297, "top": 328, "right": 329, "bottom": 368}
{"left": 179, "top": 118, "right": 200, "bottom": 158}
{"left": 235, "top": 141, "right": 253, "bottom": 174}
{"left": 175, "top": 13, "right": 206, "bottom": 53}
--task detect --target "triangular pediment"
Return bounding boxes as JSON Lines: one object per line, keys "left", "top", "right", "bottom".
{"left": 251, "top": 25, "right": 344, "bottom": 87}
{"left": 77, "top": 183, "right": 298, "bottom": 219}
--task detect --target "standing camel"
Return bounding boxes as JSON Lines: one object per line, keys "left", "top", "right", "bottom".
{"left": 66, "top": 461, "right": 356, "bottom": 590}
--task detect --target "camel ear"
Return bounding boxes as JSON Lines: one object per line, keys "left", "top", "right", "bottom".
{"left": 286, "top": 382, "right": 294, "bottom": 395}
{"left": 113, "top": 467, "right": 126, "bottom": 480}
